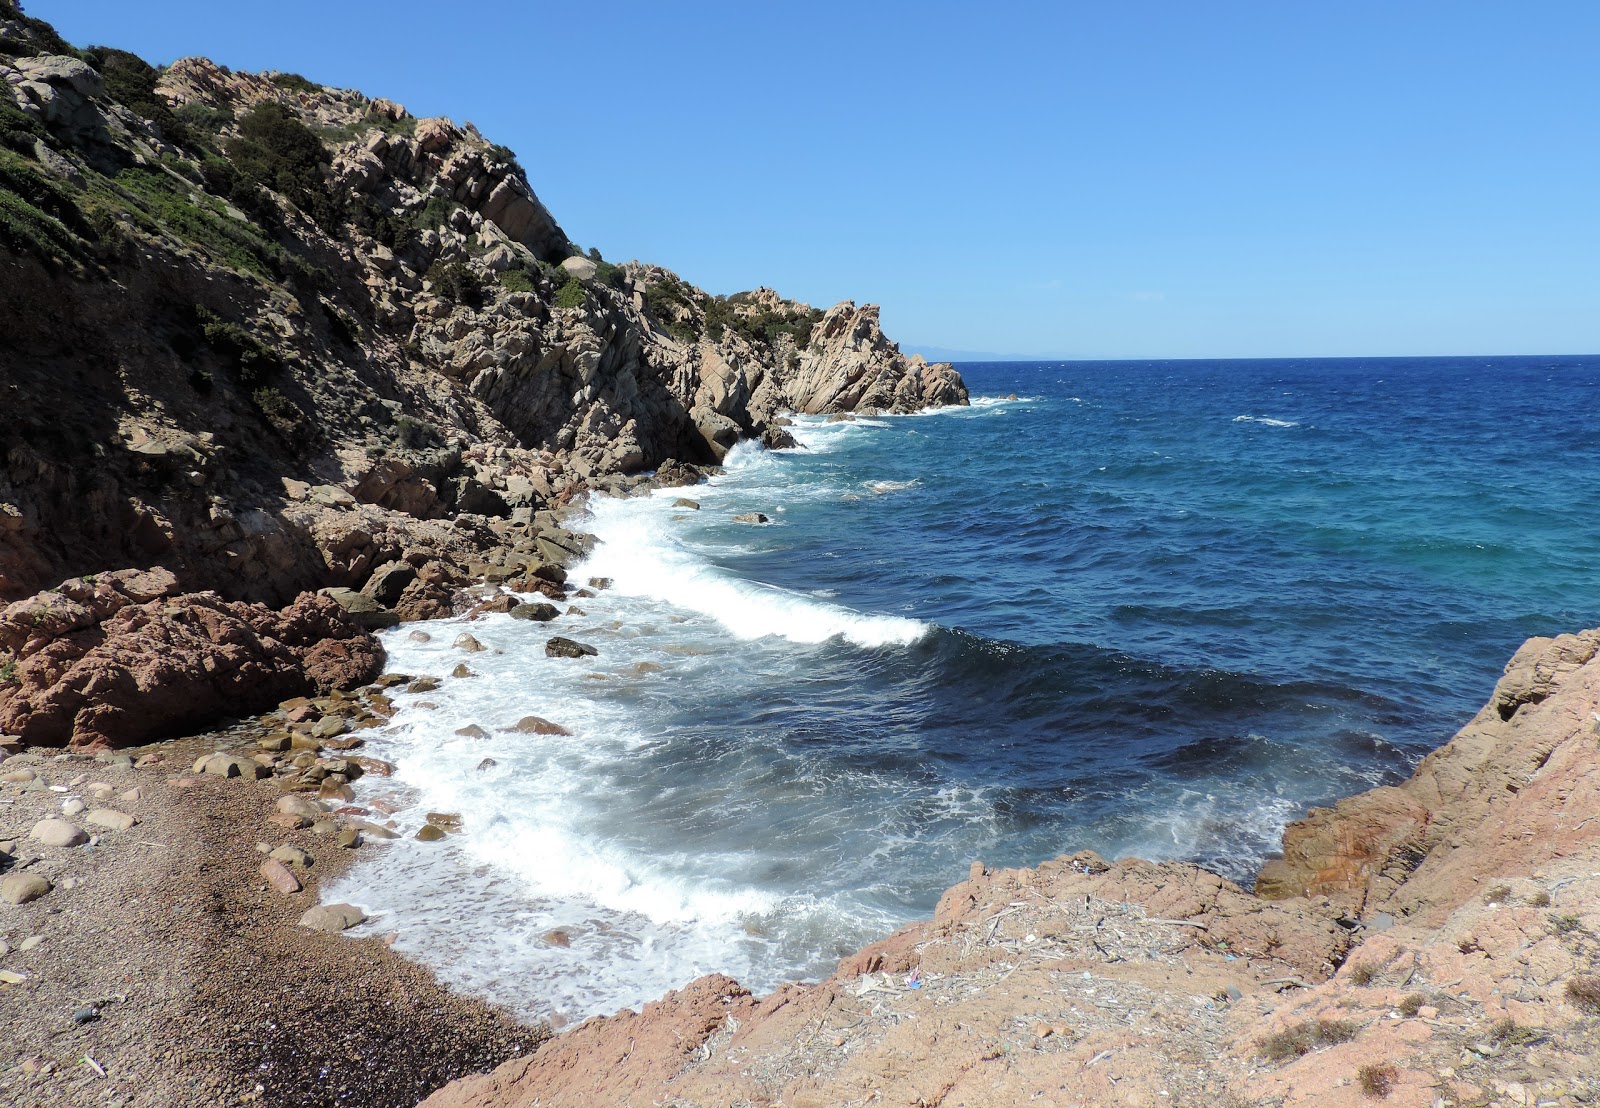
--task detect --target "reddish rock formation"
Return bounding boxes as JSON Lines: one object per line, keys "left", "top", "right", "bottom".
{"left": 0, "top": 569, "right": 383, "bottom": 749}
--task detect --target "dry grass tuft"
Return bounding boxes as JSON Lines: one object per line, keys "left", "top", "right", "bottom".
{"left": 1566, "top": 974, "right": 1600, "bottom": 1013}
{"left": 1397, "top": 993, "right": 1426, "bottom": 1017}
{"left": 1358, "top": 1062, "right": 1399, "bottom": 1098}
{"left": 1348, "top": 962, "right": 1378, "bottom": 986}
{"left": 1258, "top": 1018, "right": 1359, "bottom": 1062}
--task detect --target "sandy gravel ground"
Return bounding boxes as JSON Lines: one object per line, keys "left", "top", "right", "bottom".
{"left": 0, "top": 725, "right": 546, "bottom": 1108}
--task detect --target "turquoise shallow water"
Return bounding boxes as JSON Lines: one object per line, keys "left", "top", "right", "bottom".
{"left": 329, "top": 353, "right": 1600, "bottom": 1019}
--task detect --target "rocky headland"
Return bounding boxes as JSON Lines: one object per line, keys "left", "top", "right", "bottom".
{"left": 2, "top": 5, "right": 1597, "bottom": 1108}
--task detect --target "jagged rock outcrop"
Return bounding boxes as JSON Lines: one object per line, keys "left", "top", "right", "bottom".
{"left": 0, "top": 7, "right": 965, "bottom": 605}
{"left": 1257, "top": 628, "right": 1600, "bottom": 923}
{"left": 0, "top": 568, "right": 382, "bottom": 748}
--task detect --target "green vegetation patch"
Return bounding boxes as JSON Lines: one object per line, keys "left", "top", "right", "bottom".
{"left": 425, "top": 260, "right": 483, "bottom": 307}
{"left": 554, "top": 277, "right": 586, "bottom": 309}
{"left": 0, "top": 145, "right": 89, "bottom": 264}
{"left": 703, "top": 294, "right": 822, "bottom": 347}
{"left": 92, "top": 165, "right": 282, "bottom": 278}
{"left": 229, "top": 102, "right": 338, "bottom": 231}
{"left": 497, "top": 267, "right": 536, "bottom": 294}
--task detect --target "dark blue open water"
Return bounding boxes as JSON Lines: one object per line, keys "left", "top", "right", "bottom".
{"left": 330, "top": 354, "right": 1600, "bottom": 1019}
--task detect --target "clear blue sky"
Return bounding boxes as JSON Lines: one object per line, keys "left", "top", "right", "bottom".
{"left": 30, "top": 0, "right": 1600, "bottom": 359}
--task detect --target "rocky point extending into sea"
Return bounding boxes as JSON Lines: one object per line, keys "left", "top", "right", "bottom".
{"left": 2, "top": 4, "right": 1598, "bottom": 1107}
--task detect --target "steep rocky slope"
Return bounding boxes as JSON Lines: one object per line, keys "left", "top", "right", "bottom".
{"left": 0, "top": 1, "right": 964, "bottom": 612}
{"left": 0, "top": 2, "right": 964, "bottom": 747}
{"left": 424, "top": 630, "right": 1600, "bottom": 1107}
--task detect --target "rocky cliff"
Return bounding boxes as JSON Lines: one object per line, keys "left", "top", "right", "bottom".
{"left": 422, "top": 631, "right": 1600, "bottom": 1107}
{"left": 0, "top": 1, "right": 964, "bottom": 613}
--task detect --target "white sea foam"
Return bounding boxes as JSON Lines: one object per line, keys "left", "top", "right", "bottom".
{"left": 1232, "top": 415, "right": 1300, "bottom": 428}
{"left": 578, "top": 494, "right": 928, "bottom": 648}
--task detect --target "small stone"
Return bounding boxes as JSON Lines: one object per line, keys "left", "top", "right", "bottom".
{"left": 415, "top": 824, "right": 446, "bottom": 842}
{"left": 311, "top": 820, "right": 338, "bottom": 835}
{"left": 545, "top": 636, "right": 598, "bottom": 659}
{"left": 450, "top": 663, "right": 476, "bottom": 679}
{"left": 119, "top": 787, "right": 144, "bottom": 803}
{"left": 672, "top": 498, "right": 700, "bottom": 510}
{"left": 29, "top": 818, "right": 88, "bottom": 848}
{"left": 275, "top": 794, "right": 327, "bottom": 819}
{"left": 269, "top": 844, "right": 312, "bottom": 868}
{"left": 476, "top": 757, "right": 498, "bottom": 771}
{"left": 1, "top": 872, "right": 52, "bottom": 905}
{"left": 58, "top": 876, "right": 78, "bottom": 891}
{"left": 426, "top": 812, "right": 463, "bottom": 830}
{"left": 61, "top": 798, "right": 86, "bottom": 817}
{"left": 2, "top": 768, "right": 38, "bottom": 784}
{"left": 258, "top": 735, "right": 291, "bottom": 753}
{"left": 1033, "top": 1023, "right": 1054, "bottom": 1039}
{"left": 407, "top": 677, "right": 441, "bottom": 693}
{"left": 72, "top": 1006, "right": 101, "bottom": 1025}
{"left": 586, "top": 577, "right": 612, "bottom": 590}
{"left": 19, "top": 935, "right": 42, "bottom": 952}
{"left": 1419, "top": 1005, "right": 1440, "bottom": 1019}
{"left": 542, "top": 929, "right": 571, "bottom": 948}
{"left": 336, "top": 829, "right": 362, "bottom": 849}
{"left": 732, "top": 512, "right": 769, "bottom": 524}
{"left": 85, "top": 809, "right": 137, "bottom": 832}
{"left": 453, "top": 633, "right": 487, "bottom": 653}
{"left": 259, "top": 858, "right": 302, "bottom": 895}
{"left": 566, "top": 606, "right": 585, "bottom": 616}
{"left": 298, "top": 903, "right": 366, "bottom": 932}
{"left": 85, "top": 782, "right": 114, "bottom": 799}
{"left": 454, "top": 724, "right": 489, "bottom": 739}
{"left": 502, "top": 715, "right": 572, "bottom": 735}
{"left": 407, "top": 630, "right": 432, "bottom": 642}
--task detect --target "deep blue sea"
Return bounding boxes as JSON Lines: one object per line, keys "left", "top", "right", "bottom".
{"left": 328, "top": 354, "right": 1600, "bottom": 1020}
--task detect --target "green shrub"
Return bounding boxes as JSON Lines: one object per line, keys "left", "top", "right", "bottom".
{"left": 229, "top": 102, "right": 338, "bottom": 230}
{"left": 497, "top": 267, "right": 535, "bottom": 293}
{"left": 425, "top": 260, "right": 483, "bottom": 306}
{"left": 593, "top": 259, "right": 624, "bottom": 289}
{"left": 1567, "top": 974, "right": 1600, "bottom": 1012}
{"left": 269, "top": 72, "right": 319, "bottom": 95}
{"left": 197, "top": 306, "right": 279, "bottom": 387}
{"left": 485, "top": 142, "right": 525, "bottom": 181}
{"left": 554, "top": 277, "right": 586, "bottom": 309}
{"left": 252, "top": 386, "right": 300, "bottom": 431}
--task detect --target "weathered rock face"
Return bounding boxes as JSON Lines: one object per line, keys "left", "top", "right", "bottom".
{"left": 1257, "top": 628, "right": 1600, "bottom": 922}
{"left": 0, "top": 14, "right": 966, "bottom": 605}
{"left": 0, "top": 569, "right": 382, "bottom": 748}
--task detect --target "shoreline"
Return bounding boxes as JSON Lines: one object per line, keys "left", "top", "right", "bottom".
{"left": 6, "top": 462, "right": 1600, "bottom": 1107}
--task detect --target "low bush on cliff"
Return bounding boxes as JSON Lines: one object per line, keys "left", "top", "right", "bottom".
{"left": 229, "top": 102, "right": 339, "bottom": 231}
{"left": 424, "top": 260, "right": 483, "bottom": 308}
{"left": 554, "top": 277, "right": 586, "bottom": 310}
{"left": 196, "top": 306, "right": 280, "bottom": 387}
{"left": 497, "top": 267, "right": 536, "bottom": 294}
{"left": 1567, "top": 974, "right": 1600, "bottom": 1013}
{"left": 703, "top": 294, "right": 822, "bottom": 348}
{"left": 81, "top": 45, "right": 195, "bottom": 149}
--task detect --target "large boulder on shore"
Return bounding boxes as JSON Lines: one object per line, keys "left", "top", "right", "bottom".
{"left": 0, "top": 569, "right": 384, "bottom": 749}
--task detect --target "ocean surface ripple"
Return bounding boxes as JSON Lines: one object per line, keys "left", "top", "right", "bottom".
{"left": 327, "top": 354, "right": 1600, "bottom": 1020}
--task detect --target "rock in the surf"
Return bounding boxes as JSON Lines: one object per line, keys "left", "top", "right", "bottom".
{"left": 545, "top": 637, "right": 598, "bottom": 659}
{"left": 732, "top": 512, "right": 769, "bottom": 524}
{"left": 503, "top": 715, "right": 572, "bottom": 735}
{"left": 510, "top": 602, "right": 560, "bottom": 622}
